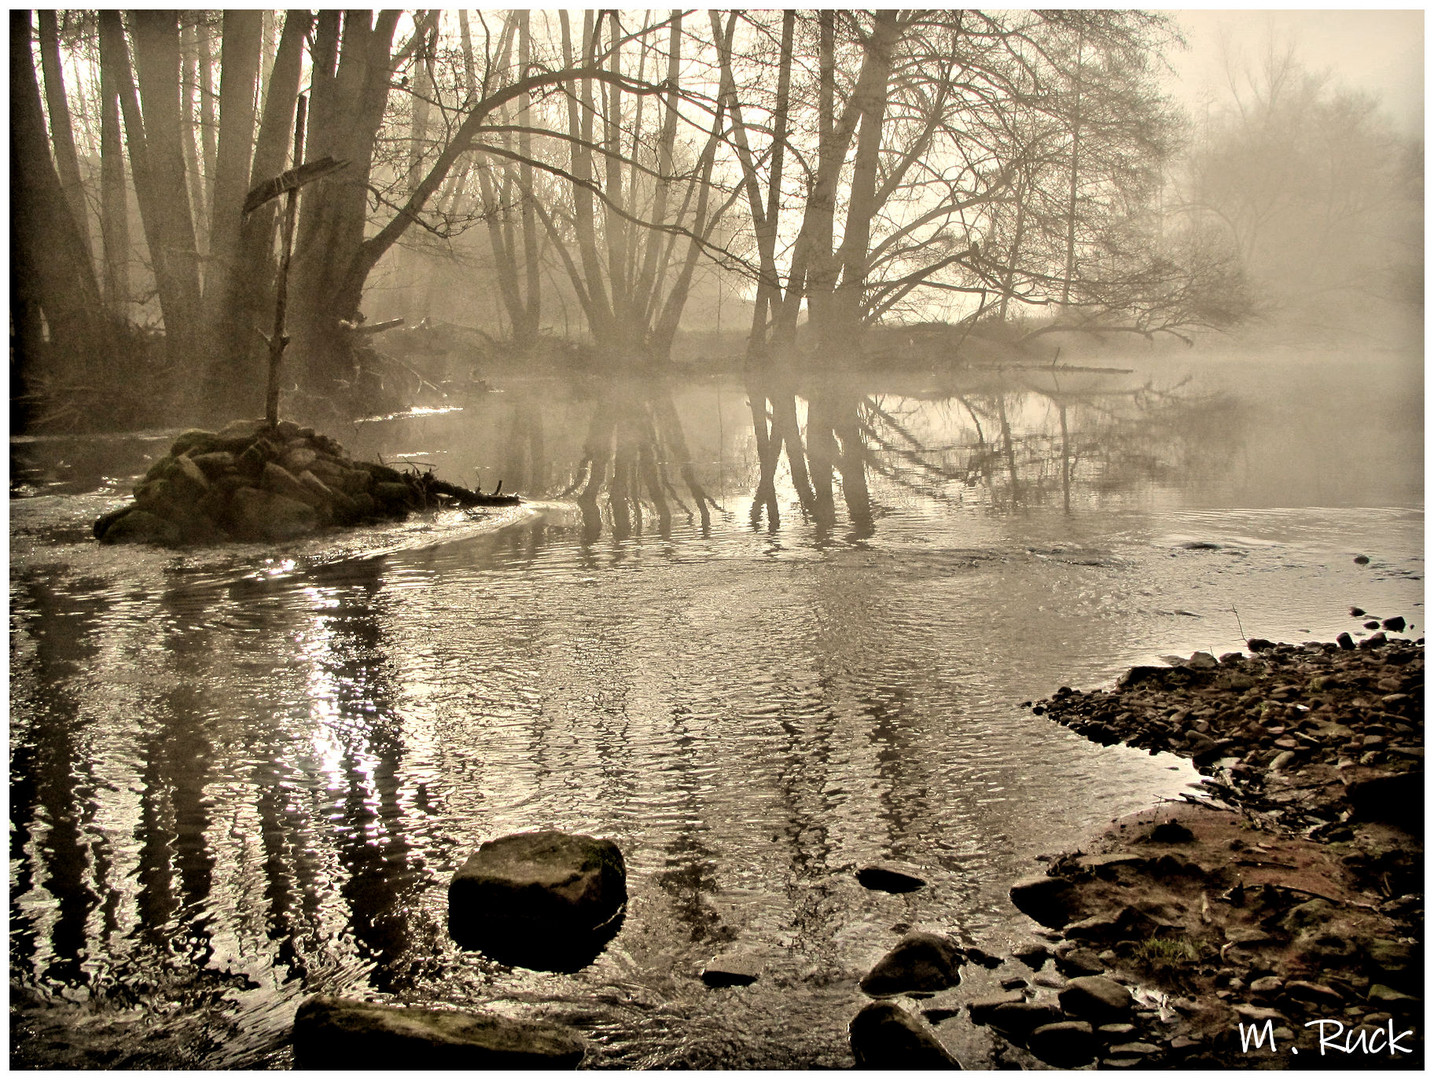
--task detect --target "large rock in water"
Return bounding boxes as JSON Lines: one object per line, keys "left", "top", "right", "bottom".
{"left": 849, "top": 1001, "right": 961, "bottom": 1069}
{"left": 292, "top": 996, "right": 585, "bottom": 1069}
{"left": 448, "top": 830, "right": 626, "bottom": 970}
{"left": 860, "top": 932, "right": 964, "bottom": 995}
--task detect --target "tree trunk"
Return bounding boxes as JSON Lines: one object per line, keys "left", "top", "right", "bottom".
{"left": 97, "top": 11, "right": 131, "bottom": 311}
{"left": 1061, "top": 29, "right": 1085, "bottom": 310}
{"left": 202, "top": 9, "right": 310, "bottom": 418}
{"left": 180, "top": 20, "right": 208, "bottom": 248}
{"left": 290, "top": 10, "right": 401, "bottom": 393}
{"left": 36, "top": 10, "right": 93, "bottom": 265}
{"left": 820, "top": 11, "right": 899, "bottom": 353}
{"left": 128, "top": 9, "right": 204, "bottom": 361}
{"left": 11, "top": 10, "right": 106, "bottom": 382}
{"left": 517, "top": 10, "right": 541, "bottom": 347}
{"left": 204, "top": 10, "right": 262, "bottom": 310}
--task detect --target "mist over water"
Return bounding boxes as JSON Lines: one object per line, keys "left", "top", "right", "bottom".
{"left": 10, "top": 347, "right": 1422, "bottom": 1068}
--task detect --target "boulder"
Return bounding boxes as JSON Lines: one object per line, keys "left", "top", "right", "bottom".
{"left": 1009, "top": 874, "right": 1083, "bottom": 929}
{"left": 1026, "top": 1020, "right": 1096, "bottom": 1067}
{"left": 449, "top": 830, "right": 626, "bottom": 969}
{"left": 860, "top": 932, "right": 963, "bottom": 995}
{"left": 292, "top": 996, "right": 584, "bottom": 1069}
{"left": 1058, "top": 976, "right": 1134, "bottom": 1022}
{"left": 856, "top": 863, "right": 927, "bottom": 894}
{"left": 848, "top": 1001, "right": 961, "bottom": 1069}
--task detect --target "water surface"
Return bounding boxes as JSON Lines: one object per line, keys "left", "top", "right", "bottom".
{"left": 10, "top": 353, "right": 1422, "bottom": 1067}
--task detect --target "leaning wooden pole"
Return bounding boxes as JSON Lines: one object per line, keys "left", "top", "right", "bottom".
{"left": 265, "top": 93, "right": 307, "bottom": 428}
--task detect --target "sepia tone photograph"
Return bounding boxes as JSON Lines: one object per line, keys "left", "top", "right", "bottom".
{"left": 10, "top": 8, "right": 1422, "bottom": 1069}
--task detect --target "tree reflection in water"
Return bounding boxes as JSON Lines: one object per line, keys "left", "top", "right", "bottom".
{"left": 555, "top": 382, "right": 723, "bottom": 543}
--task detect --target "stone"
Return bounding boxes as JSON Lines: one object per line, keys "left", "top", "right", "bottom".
{"left": 229, "top": 486, "right": 319, "bottom": 542}
{"left": 1009, "top": 874, "right": 1083, "bottom": 929}
{"left": 170, "top": 453, "right": 210, "bottom": 493}
{"left": 215, "top": 417, "right": 271, "bottom": 445}
{"left": 373, "top": 481, "right": 414, "bottom": 508}
{"left": 282, "top": 446, "right": 319, "bottom": 473}
{"left": 700, "top": 951, "right": 762, "bottom": 988}
{"left": 98, "top": 508, "right": 181, "bottom": 546}
{"left": 1232, "top": 1005, "right": 1285, "bottom": 1023}
{"left": 1249, "top": 976, "right": 1283, "bottom": 995}
{"left": 1364, "top": 938, "right": 1417, "bottom": 989}
{"left": 1108, "top": 1041, "right": 1160, "bottom": 1057}
{"left": 1185, "top": 651, "right": 1219, "bottom": 670}
{"left": 448, "top": 831, "right": 626, "bottom": 968}
{"left": 966, "top": 993, "right": 1026, "bottom": 1025}
{"left": 1336, "top": 632, "right": 1355, "bottom": 650}
{"left": 856, "top": 863, "right": 927, "bottom": 893}
{"left": 1054, "top": 947, "right": 1106, "bottom": 977}
{"left": 93, "top": 505, "right": 130, "bottom": 540}
{"left": 1367, "top": 984, "right": 1419, "bottom": 1008}
{"left": 1012, "top": 940, "right": 1051, "bottom": 969}
{"left": 190, "top": 450, "right": 238, "bottom": 478}
{"left": 1027, "top": 1021, "right": 1096, "bottom": 1067}
{"left": 262, "top": 461, "right": 328, "bottom": 511}
{"left": 1382, "top": 616, "right": 1406, "bottom": 633}
{"left": 1284, "top": 980, "right": 1343, "bottom": 1006}
{"left": 860, "top": 931, "right": 963, "bottom": 995}
{"left": 1147, "top": 820, "right": 1194, "bottom": 844}
{"left": 1097, "top": 1023, "right": 1137, "bottom": 1038}
{"left": 848, "top": 1001, "right": 961, "bottom": 1069}
{"left": 1058, "top": 976, "right": 1134, "bottom": 1022}
{"left": 1353, "top": 554, "right": 1370, "bottom": 565}
{"left": 963, "top": 945, "right": 1003, "bottom": 969}
{"left": 169, "top": 428, "right": 219, "bottom": 456}
{"left": 987, "top": 1001, "right": 1061, "bottom": 1036}
{"left": 1359, "top": 631, "right": 1388, "bottom": 650}
{"left": 291, "top": 996, "right": 584, "bottom": 1069}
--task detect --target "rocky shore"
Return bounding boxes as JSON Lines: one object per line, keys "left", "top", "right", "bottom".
{"left": 92, "top": 418, "right": 516, "bottom": 546}
{"left": 975, "top": 620, "right": 1423, "bottom": 1068}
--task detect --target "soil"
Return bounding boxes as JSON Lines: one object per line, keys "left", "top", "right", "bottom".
{"left": 974, "top": 627, "right": 1423, "bottom": 1069}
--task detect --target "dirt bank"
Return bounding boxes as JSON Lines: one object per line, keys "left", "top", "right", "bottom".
{"left": 977, "top": 629, "right": 1422, "bottom": 1069}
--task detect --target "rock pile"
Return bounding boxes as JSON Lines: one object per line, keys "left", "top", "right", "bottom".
{"left": 1027, "top": 630, "right": 1423, "bottom": 833}
{"left": 94, "top": 417, "right": 516, "bottom": 546}
{"left": 990, "top": 625, "right": 1424, "bottom": 1067}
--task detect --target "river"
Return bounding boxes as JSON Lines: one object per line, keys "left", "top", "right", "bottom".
{"left": 9, "top": 348, "right": 1423, "bottom": 1068}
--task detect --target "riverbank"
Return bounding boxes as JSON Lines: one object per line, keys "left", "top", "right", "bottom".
{"left": 981, "top": 627, "right": 1422, "bottom": 1068}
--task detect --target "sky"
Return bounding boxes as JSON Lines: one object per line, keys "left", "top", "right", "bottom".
{"left": 1155, "top": 10, "right": 1424, "bottom": 483}
{"left": 1164, "top": 9, "right": 1425, "bottom": 137}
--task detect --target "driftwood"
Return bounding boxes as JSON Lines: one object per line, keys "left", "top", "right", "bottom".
{"left": 413, "top": 473, "right": 520, "bottom": 508}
